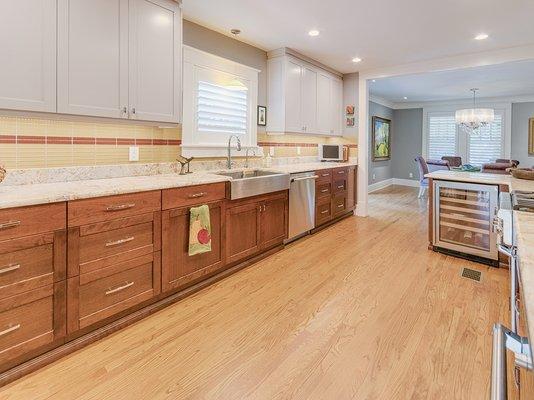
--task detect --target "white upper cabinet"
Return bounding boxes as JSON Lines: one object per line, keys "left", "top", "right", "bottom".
{"left": 267, "top": 50, "right": 343, "bottom": 136}
{"left": 0, "top": 0, "right": 57, "bottom": 112}
{"left": 58, "top": 0, "right": 129, "bottom": 118}
{"left": 129, "top": 0, "right": 182, "bottom": 123}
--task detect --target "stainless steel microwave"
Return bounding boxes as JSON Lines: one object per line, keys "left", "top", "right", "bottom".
{"left": 318, "top": 144, "right": 344, "bottom": 161}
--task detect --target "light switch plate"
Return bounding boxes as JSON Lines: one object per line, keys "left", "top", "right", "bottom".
{"left": 129, "top": 146, "right": 139, "bottom": 162}
{"left": 297, "top": 146, "right": 301, "bottom": 155}
{"left": 269, "top": 146, "right": 274, "bottom": 156}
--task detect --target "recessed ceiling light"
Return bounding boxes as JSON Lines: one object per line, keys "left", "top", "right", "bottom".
{"left": 403, "top": 96, "right": 408, "bottom": 100}
{"left": 352, "top": 57, "right": 362, "bottom": 63}
{"left": 372, "top": 79, "right": 376, "bottom": 83}
{"left": 308, "top": 30, "right": 320, "bottom": 37}
{"left": 230, "top": 29, "right": 241, "bottom": 36}
{"left": 475, "top": 33, "right": 489, "bottom": 40}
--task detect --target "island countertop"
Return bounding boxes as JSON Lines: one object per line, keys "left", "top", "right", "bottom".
{"left": 426, "top": 169, "right": 534, "bottom": 344}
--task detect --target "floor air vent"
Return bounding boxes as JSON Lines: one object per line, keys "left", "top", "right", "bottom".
{"left": 461, "top": 268, "right": 482, "bottom": 282}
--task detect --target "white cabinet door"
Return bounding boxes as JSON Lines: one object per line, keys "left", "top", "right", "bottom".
{"left": 331, "top": 78, "right": 343, "bottom": 136}
{"left": 129, "top": 0, "right": 182, "bottom": 123}
{"left": 317, "top": 73, "right": 332, "bottom": 135}
{"left": 58, "top": 0, "right": 129, "bottom": 118}
{"left": 0, "top": 0, "right": 56, "bottom": 112}
{"left": 285, "top": 60, "right": 302, "bottom": 133}
{"left": 301, "top": 66, "right": 317, "bottom": 133}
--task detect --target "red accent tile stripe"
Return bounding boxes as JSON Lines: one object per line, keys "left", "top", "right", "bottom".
{"left": 257, "top": 141, "right": 357, "bottom": 148}
{"left": 0, "top": 135, "right": 182, "bottom": 146}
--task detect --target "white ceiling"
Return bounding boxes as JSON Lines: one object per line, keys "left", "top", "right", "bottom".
{"left": 182, "top": 0, "right": 534, "bottom": 73}
{"left": 370, "top": 59, "right": 534, "bottom": 103}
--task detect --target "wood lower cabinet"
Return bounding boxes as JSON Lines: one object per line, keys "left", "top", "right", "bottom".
{"left": 161, "top": 201, "right": 225, "bottom": 292}
{"left": 226, "top": 191, "right": 288, "bottom": 266}
{"left": 346, "top": 165, "right": 357, "bottom": 211}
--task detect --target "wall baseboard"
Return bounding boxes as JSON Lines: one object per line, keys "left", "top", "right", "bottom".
{"left": 368, "top": 178, "right": 419, "bottom": 193}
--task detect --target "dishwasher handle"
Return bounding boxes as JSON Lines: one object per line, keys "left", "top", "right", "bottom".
{"left": 291, "top": 175, "right": 319, "bottom": 183}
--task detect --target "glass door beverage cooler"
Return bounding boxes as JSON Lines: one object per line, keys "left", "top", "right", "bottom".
{"left": 433, "top": 180, "right": 499, "bottom": 262}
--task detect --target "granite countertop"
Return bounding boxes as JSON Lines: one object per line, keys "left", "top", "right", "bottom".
{"left": 0, "top": 161, "right": 357, "bottom": 210}
{"left": 426, "top": 169, "right": 534, "bottom": 341}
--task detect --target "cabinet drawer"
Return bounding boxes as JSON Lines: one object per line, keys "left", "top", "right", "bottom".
{"left": 68, "top": 191, "right": 161, "bottom": 227}
{"left": 333, "top": 177, "right": 347, "bottom": 194}
{"left": 0, "top": 244, "right": 53, "bottom": 299}
{"left": 315, "top": 169, "right": 332, "bottom": 184}
{"left": 316, "top": 197, "right": 332, "bottom": 226}
{"left": 332, "top": 194, "right": 347, "bottom": 217}
{"left": 0, "top": 284, "right": 64, "bottom": 364}
{"left": 316, "top": 181, "right": 332, "bottom": 199}
{"left": 75, "top": 255, "right": 158, "bottom": 330}
{"left": 0, "top": 203, "right": 65, "bottom": 242}
{"left": 162, "top": 183, "right": 226, "bottom": 210}
{"left": 79, "top": 222, "right": 154, "bottom": 266}
{"left": 332, "top": 167, "right": 349, "bottom": 177}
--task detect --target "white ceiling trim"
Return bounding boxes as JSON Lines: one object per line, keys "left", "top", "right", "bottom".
{"left": 385, "top": 94, "right": 534, "bottom": 110}
{"left": 368, "top": 95, "right": 396, "bottom": 109}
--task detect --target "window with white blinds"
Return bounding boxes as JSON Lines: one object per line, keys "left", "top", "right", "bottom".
{"left": 467, "top": 113, "right": 503, "bottom": 165}
{"left": 197, "top": 81, "right": 248, "bottom": 135}
{"left": 427, "top": 114, "right": 457, "bottom": 160}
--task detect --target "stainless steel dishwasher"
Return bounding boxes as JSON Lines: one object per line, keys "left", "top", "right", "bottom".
{"left": 287, "top": 171, "right": 318, "bottom": 242}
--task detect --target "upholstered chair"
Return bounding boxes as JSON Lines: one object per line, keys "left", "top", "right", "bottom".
{"left": 414, "top": 156, "right": 450, "bottom": 198}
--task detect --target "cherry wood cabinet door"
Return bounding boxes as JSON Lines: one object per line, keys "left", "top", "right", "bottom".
{"left": 346, "top": 166, "right": 357, "bottom": 211}
{"left": 260, "top": 194, "right": 288, "bottom": 250}
{"left": 161, "top": 201, "right": 224, "bottom": 292}
{"left": 225, "top": 202, "right": 261, "bottom": 266}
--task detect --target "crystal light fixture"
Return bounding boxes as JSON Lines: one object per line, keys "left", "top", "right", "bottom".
{"left": 455, "top": 88, "right": 494, "bottom": 132}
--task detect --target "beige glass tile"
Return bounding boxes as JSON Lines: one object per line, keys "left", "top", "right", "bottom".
{"left": 73, "top": 144, "right": 96, "bottom": 166}
{"left": 72, "top": 123, "right": 96, "bottom": 138}
{"left": 96, "top": 145, "right": 125, "bottom": 165}
{"left": 138, "top": 145, "right": 154, "bottom": 163}
{"left": 0, "top": 117, "right": 17, "bottom": 135}
{"left": 48, "top": 121, "right": 73, "bottom": 137}
{"left": 0, "top": 144, "right": 17, "bottom": 168}
{"left": 17, "top": 118, "right": 48, "bottom": 137}
{"left": 134, "top": 125, "right": 154, "bottom": 140}
{"left": 46, "top": 144, "right": 74, "bottom": 167}
{"left": 17, "top": 144, "right": 47, "bottom": 168}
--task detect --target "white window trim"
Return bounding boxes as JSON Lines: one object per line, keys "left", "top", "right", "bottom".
{"left": 422, "top": 101, "right": 512, "bottom": 162}
{"left": 182, "top": 45, "right": 263, "bottom": 157}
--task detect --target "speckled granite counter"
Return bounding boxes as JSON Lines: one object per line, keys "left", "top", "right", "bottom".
{"left": 0, "top": 161, "right": 357, "bottom": 210}
{"left": 426, "top": 170, "right": 534, "bottom": 341}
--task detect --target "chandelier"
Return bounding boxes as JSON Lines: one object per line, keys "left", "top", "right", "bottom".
{"left": 455, "top": 88, "right": 494, "bottom": 132}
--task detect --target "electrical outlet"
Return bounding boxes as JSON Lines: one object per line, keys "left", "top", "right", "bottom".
{"left": 372, "top": 173, "right": 376, "bottom": 181}
{"left": 297, "top": 146, "right": 301, "bottom": 155}
{"left": 129, "top": 146, "right": 139, "bottom": 162}
{"left": 409, "top": 172, "right": 414, "bottom": 178}
{"left": 269, "top": 146, "right": 275, "bottom": 157}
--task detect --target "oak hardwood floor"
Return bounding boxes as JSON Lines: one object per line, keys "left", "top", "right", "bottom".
{"left": 1, "top": 186, "right": 509, "bottom": 400}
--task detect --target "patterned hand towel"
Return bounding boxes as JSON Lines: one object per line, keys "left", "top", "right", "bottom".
{"left": 189, "top": 205, "right": 212, "bottom": 256}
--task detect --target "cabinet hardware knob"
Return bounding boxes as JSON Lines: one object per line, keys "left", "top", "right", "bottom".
{"left": 105, "top": 281, "right": 134, "bottom": 295}
{"left": 263, "top": 205, "right": 266, "bottom": 211}
{"left": 321, "top": 189, "right": 329, "bottom": 193}
{"left": 188, "top": 192, "right": 207, "bottom": 198}
{"left": 0, "top": 324, "right": 21, "bottom": 337}
{"left": 106, "top": 203, "right": 135, "bottom": 212}
{"left": 106, "top": 236, "right": 135, "bottom": 247}
{"left": 322, "top": 173, "right": 329, "bottom": 177}
{"left": 131, "top": 107, "right": 136, "bottom": 115}
{"left": 0, "top": 263, "right": 21, "bottom": 275}
{"left": 337, "top": 204, "right": 344, "bottom": 208}
{"left": 321, "top": 210, "right": 329, "bottom": 214}
{"left": 0, "top": 220, "right": 21, "bottom": 230}
{"left": 122, "top": 106, "right": 128, "bottom": 115}
{"left": 337, "top": 185, "right": 344, "bottom": 189}
{"left": 338, "top": 171, "right": 345, "bottom": 174}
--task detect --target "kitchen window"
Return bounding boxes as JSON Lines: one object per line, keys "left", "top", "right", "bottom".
{"left": 424, "top": 104, "right": 510, "bottom": 166}
{"left": 182, "top": 46, "right": 261, "bottom": 157}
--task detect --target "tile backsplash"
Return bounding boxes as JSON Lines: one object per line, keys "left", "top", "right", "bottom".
{"left": 0, "top": 116, "right": 357, "bottom": 169}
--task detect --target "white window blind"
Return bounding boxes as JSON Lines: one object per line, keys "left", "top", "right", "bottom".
{"left": 197, "top": 81, "right": 248, "bottom": 135}
{"left": 427, "top": 114, "right": 457, "bottom": 160}
{"left": 467, "top": 113, "right": 503, "bottom": 166}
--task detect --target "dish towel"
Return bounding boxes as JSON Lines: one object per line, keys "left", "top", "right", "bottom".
{"left": 188, "top": 205, "right": 212, "bottom": 256}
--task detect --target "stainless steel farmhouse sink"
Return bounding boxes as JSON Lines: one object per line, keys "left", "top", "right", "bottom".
{"left": 215, "top": 169, "right": 290, "bottom": 199}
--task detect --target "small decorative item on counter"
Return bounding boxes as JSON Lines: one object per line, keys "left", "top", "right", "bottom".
{"left": 176, "top": 155, "right": 194, "bottom": 175}
{"left": 188, "top": 205, "right": 212, "bottom": 256}
{"left": 0, "top": 164, "right": 6, "bottom": 183}
{"left": 508, "top": 168, "right": 534, "bottom": 181}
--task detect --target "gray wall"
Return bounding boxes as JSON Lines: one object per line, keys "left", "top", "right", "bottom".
{"left": 392, "top": 108, "right": 423, "bottom": 181}
{"left": 511, "top": 102, "right": 534, "bottom": 168}
{"left": 369, "top": 101, "right": 394, "bottom": 184}
{"left": 343, "top": 73, "right": 359, "bottom": 140}
{"left": 183, "top": 20, "right": 268, "bottom": 135}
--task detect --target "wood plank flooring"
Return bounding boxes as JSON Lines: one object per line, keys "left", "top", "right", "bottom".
{"left": 0, "top": 186, "right": 509, "bottom": 400}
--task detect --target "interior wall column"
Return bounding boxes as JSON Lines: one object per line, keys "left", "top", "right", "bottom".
{"left": 357, "top": 76, "right": 369, "bottom": 217}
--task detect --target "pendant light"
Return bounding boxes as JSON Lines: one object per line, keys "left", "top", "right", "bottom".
{"left": 455, "top": 88, "right": 494, "bottom": 132}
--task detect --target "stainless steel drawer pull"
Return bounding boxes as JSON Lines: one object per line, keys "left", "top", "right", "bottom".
{"left": 105, "top": 281, "right": 134, "bottom": 295}
{"left": 188, "top": 192, "right": 207, "bottom": 199}
{"left": 321, "top": 173, "right": 330, "bottom": 177}
{"left": 321, "top": 210, "right": 329, "bottom": 215}
{"left": 337, "top": 185, "right": 344, "bottom": 189}
{"left": 106, "top": 237, "right": 135, "bottom": 247}
{"left": 106, "top": 203, "right": 135, "bottom": 212}
{"left": 337, "top": 171, "right": 345, "bottom": 174}
{"left": 0, "top": 220, "right": 21, "bottom": 230}
{"left": 0, "top": 324, "right": 21, "bottom": 337}
{"left": 337, "top": 204, "right": 344, "bottom": 208}
{"left": 0, "top": 263, "right": 21, "bottom": 275}
{"left": 321, "top": 189, "right": 329, "bottom": 193}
